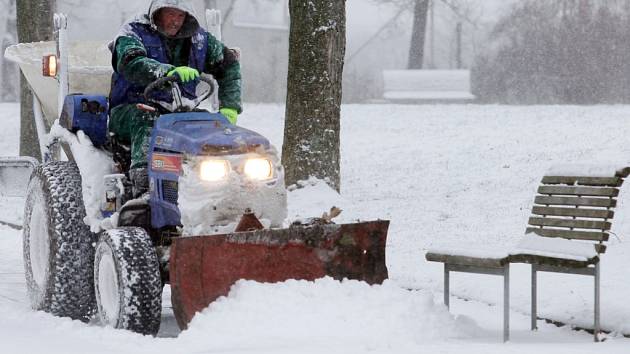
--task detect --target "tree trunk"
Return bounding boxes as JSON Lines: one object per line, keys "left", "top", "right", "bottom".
{"left": 16, "top": 0, "right": 55, "bottom": 161}
{"left": 283, "top": 0, "right": 346, "bottom": 192}
{"left": 408, "top": 0, "right": 429, "bottom": 69}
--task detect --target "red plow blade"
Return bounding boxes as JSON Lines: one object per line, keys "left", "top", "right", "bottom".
{"left": 169, "top": 220, "right": 389, "bottom": 329}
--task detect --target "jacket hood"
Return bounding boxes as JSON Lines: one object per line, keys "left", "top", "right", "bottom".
{"left": 147, "top": 0, "right": 200, "bottom": 38}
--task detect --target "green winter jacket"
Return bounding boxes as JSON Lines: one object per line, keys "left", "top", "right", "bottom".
{"left": 111, "top": 0, "right": 242, "bottom": 112}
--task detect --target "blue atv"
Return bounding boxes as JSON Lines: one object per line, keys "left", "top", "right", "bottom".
{"left": 23, "top": 74, "right": 287, "bottom": 335}
{"left": 60, "top": 74, "right": 286, "bottom": 232}
{"left": 103, "top": 75, "right": 284, "bottom": 228}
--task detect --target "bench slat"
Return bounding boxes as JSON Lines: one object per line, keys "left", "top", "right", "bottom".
{"left": 528, "top": 217, "right": 611, "bottom": 230}
{"left": 425, "top": 252, "right": 508, "bottom": 268}
{"left": 542, "top": 176, "right": 622, "bottom": 186}
{"left": 534, "top": 196, "right": 616, "bottom": 208}
{"left": 509, "top": 254, "right": 597, "bottom": 268}
{"left": 526, "top": 228, "right": 609, "bottom": 242}
{"left": 531, "top": 206, "right": 614, "bottom": 219}
{"left": 537, "top": 185, "right": 619, "bottom": 197}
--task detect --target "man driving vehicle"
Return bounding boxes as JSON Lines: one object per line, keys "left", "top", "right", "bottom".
{"left": 109, "top": 0, "right": 242, "bottom": 196}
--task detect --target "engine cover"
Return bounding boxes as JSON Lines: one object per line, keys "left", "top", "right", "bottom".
{"left": 146, "top": 111, "right": 285, "bottom": 230}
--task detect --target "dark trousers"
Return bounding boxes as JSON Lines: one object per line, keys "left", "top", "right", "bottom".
{"left": 109, "top": 104, "right": 154, "bottom": 169}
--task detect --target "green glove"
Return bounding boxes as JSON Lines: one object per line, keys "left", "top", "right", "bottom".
{"left": 220, "top": 108, "right": 238, "bottom": 125}
{"left": 167, "top": 66, "right": 200, "bottom": 82}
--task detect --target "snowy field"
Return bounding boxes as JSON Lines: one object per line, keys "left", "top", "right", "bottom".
{"left": 2, "top": 102, "right": 630, "bottom": 352}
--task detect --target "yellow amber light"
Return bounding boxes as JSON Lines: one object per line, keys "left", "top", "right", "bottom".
{"left": 42, "top": 55, "right": 57, "bottom": 77}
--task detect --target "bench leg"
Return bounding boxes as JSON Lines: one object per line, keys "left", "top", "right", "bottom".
{"left": 444, "top": 264, "right": 450, "bottom": 309}
{"left": 531, "top": 264, "right": 537, "bottom": 330}
{"left": 503, "top": 264, "right": 510, "bottom": 342}
{"left": 594, "top": 262, "right": 600, "bottom": 342}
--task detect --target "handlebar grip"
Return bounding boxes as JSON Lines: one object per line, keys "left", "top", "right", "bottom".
{"left": 143, "top": 76, "right": 178, "bottom": 101}
{"left": 142, "top": 73, "right": 216, "bottom": 103}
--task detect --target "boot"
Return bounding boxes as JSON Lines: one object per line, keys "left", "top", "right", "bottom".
{"left": 129, "top": 167, "right": 149, "bottom": 199}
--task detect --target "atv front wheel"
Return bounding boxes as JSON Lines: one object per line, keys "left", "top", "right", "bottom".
{"left": 94, "top": 227, "right": 162, "bottom": 335}
{"left": 22, "top": 161, "right": 96, "bottom": 321}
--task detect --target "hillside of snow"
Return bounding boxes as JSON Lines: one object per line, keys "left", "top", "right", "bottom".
{"left": 2, "top": 102, "right": 630, "bottom": 353}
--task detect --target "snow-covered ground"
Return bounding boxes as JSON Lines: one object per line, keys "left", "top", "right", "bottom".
{"left": 2, "top": 102, "right": 630, "bottom": 353}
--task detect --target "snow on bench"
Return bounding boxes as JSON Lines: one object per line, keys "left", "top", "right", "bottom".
{"left": 425, "top": 164, "right": 630, "bottom": 342}
{"left": 382, "top": 70, "right": 475, "bottom": 103}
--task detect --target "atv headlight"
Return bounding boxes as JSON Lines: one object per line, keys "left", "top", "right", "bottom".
{"left": 244, "top": 158, "right": 273, "bottom": 180}
{"left": 199, "top": 160, "right": 229, "bottom": 181}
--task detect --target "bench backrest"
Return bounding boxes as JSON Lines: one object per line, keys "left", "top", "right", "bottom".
{"left": 383, "top": 70, "right": 471, "bottom": 92}
{"left": 526, "top": 167, "right": 630, "bottom": 254}
{"left": 382, "top": 70, "right": 475, "bottom": 102}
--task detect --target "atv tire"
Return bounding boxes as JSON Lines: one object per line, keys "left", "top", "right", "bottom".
{"left": 94, "top": 227, "right": 162, "bottom": 335}
{"left": 22, "top": 161, "right": 96, "bottom": 321}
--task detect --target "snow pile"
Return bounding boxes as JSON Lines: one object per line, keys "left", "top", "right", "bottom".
{"left": 180, "top": 277, "right": 481, "bottom": 351}
{"left": 427, "top": 245, "right": 512, "bottom": 260}
{"left": 426, "top": 232, "right": 599, "bottom": 263}
{"left": 512, "top": 233, "right": 597, "bottom": 261}
{"left": 286, "top": 177, "right": 358, "bottom": 224}
{"left": 50, "top": 123, "right": 114, "bottom": 232}
{"left": 6, "top": 103, "right": 630, "bottom": 352}
{"left": 178, "top": 152, "right": 287, "bottom": 236}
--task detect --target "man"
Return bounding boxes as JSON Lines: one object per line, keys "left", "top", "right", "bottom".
{"left": 109, "top": 0, "right": 242, "bottom": 196}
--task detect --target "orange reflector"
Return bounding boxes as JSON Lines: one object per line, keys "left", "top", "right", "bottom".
{"left": 151, "top": 153, "right": 183, "bottom": 174}
{"left": 42, "top": 55, "right": 58, "bottom": 77}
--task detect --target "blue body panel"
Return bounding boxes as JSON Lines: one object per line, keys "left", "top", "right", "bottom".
{"left": 151, "top": 112, "right": 270, "bottom": 154}
{"left": 59, "top": 94, "right": 109, "bottom": 147}
{"left": 147, "top": 111, "right": 272, "bottom": 228}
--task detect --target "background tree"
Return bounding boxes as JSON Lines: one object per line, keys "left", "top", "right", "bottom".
{"left": 472, "top": 0, "right": 630, "bottom": 104}
{"left": 370, "top": 0, "right": 473, "bottom": 69}
{"left": 16, "top": 0, "right": 56, "bottom": 160}
{"left": 408, "top": 0, "right": 430, "bottom": 69}
{"left": 283, "top": 0, "right": 346, "bottom": 191}
{"left": 370, "top": 0, "right": 429, "bottom": 69}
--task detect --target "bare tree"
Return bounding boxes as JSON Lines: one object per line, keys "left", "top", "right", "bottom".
{"left": 372, "top": 0, "right": 476, "bottom": 69}
{"left": 283, "top": 0, "right": 346, "bottom": 191}
{"left": 408, "top": 0, "right": 430, "bottom": 69}
{"left": 473, "top": 0, "right": 630, "bottom": 104}
{"left": 16, "top": 0, "right": 56, "bottom": 160}
{"left": 369, "top": 0, "right": 428, "bottom": 69}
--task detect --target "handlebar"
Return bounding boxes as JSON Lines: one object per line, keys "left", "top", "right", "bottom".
{"left": 143, "top": 73, "right": 217, "bottom": 102}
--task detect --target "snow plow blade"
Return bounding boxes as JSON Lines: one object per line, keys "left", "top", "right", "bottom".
{"left": 169, "top": 220, "right": 389, "bottom": 329}
{"left": 0, "top": 157, "right": 38, "bottom": 197}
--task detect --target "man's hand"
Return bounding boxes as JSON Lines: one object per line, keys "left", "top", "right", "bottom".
{"left": 220, "top": 108, "right": 238, "bottom": 125}
{"left": 167, "top": 66, "right": 200, "bottom": 82}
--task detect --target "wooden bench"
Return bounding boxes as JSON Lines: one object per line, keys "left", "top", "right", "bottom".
{"left": 382, "top": 69, "right": 476, "bottom": 104}
{"left": 426, "top": 166, "right": 630, "bottom": 342}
